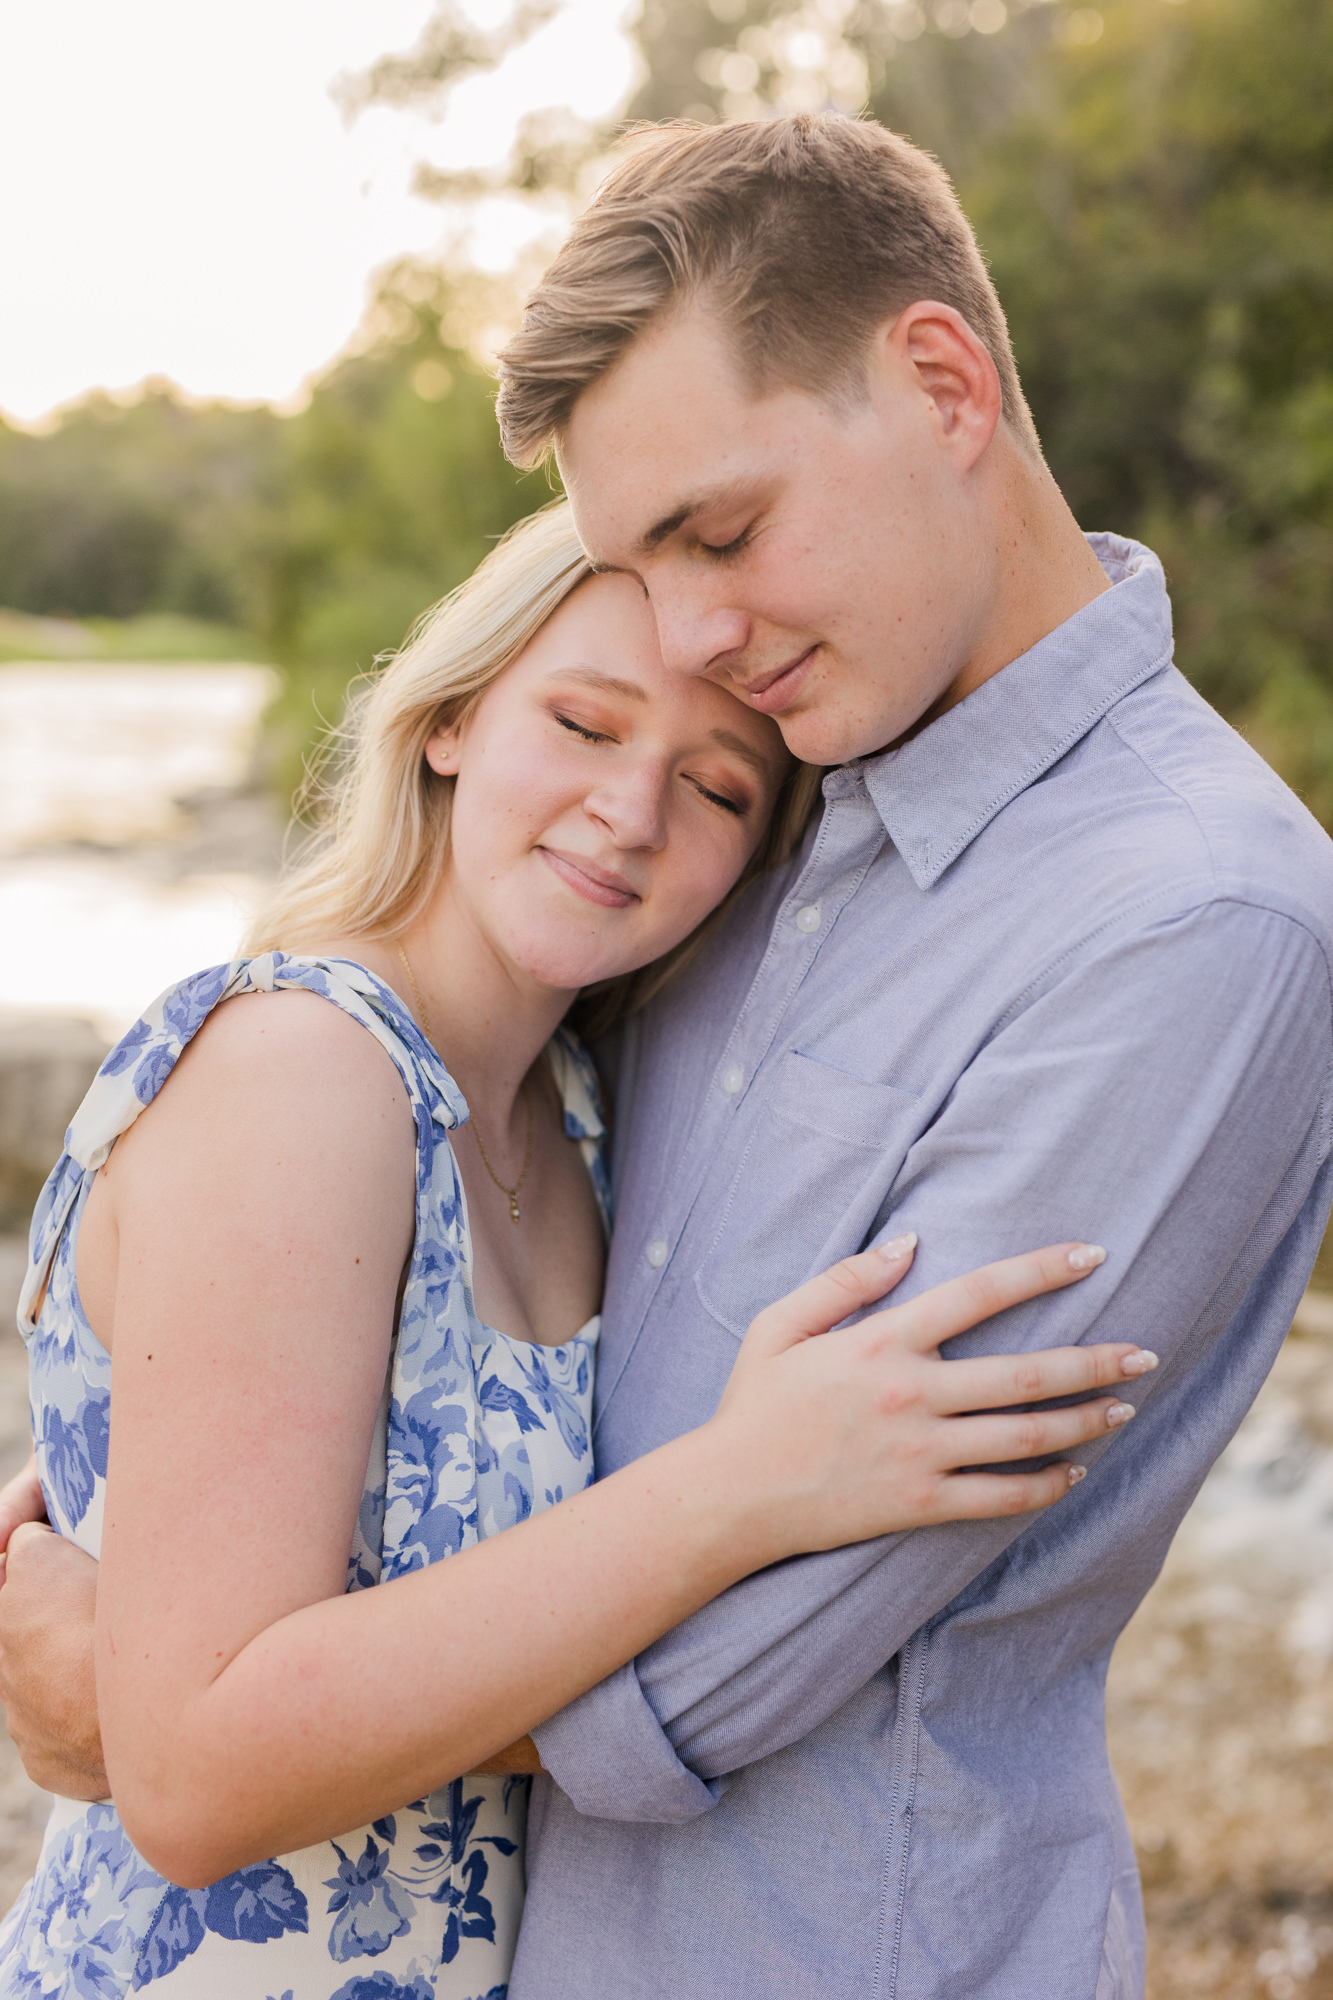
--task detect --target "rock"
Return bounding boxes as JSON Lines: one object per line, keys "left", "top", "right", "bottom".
{"left": 0, "top": 1013, "right": 108, "bottom": 1234}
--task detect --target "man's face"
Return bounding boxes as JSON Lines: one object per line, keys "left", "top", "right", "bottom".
{"left": 559, "top": 306, "right": 997, "bottom": 766}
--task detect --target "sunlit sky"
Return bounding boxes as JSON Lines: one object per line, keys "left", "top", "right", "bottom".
{"left": 0, "top": 0, "right": 639, "bottom": 425}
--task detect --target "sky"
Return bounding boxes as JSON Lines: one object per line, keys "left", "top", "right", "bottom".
{"left": 0, "top": 0, "right": 639, "bottom": 425}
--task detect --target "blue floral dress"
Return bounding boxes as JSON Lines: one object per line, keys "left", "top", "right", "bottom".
{"left": 0, "top": 953, "right": 608, "bottom": 2000}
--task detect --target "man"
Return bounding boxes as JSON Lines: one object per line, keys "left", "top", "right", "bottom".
{"left": 487, "top": 115, "right": 1333, "bottom": 1997}
{"left": 1, "top": 113, "right": 1331, "bottom": 2000}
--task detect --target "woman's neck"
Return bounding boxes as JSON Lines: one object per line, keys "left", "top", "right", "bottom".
{"left": 373, "top": 884, "right": 574, "bottom": 1134}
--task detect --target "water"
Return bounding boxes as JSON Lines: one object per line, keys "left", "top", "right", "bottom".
{"left": 0, "top": 661, "right": 287, "bottom": 1905}
{"left": 0, "top": 662, "right": 280, "bottom": 1039}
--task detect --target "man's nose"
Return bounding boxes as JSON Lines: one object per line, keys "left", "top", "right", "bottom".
{"left": 649, "top": 583, "right": 749, "bottom": 678}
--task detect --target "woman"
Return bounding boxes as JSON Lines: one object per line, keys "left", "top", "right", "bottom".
{"left": 0, "top": 503, "right": 1148, "bottom": 1999}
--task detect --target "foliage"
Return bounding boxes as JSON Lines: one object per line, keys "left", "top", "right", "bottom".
{"left": 255, "top": 264, "right": 548, "bottom": 798}
{"left": 0, "top": 390, "right": 281, "bottom": 627}
{"left": 4, "top": 0, "right": 1332, "bottom": 821}
{"left": 620, "top": 0, "right": 1333, "bottom": 820}
{"left": 872, "top": 0, "right": 1333, "bottom": 819}
{"left": 0, "top": 265, "right": 545, "bottom": 804}
{"left": 0, "top": 606, "right": 258, "bottom": 663}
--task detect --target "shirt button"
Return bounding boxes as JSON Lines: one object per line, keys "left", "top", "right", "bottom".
{"left": 795, "top": 903, "right": 822, "bottom": 934}
{"left": 721, "top": 1064, "right": 744, "bottom": 1096}
{"left": 646, "top": 1239, "right": 668, "bottom": 1268}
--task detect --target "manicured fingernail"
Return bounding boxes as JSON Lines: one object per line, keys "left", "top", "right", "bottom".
{"left": 1106, "top": 1401, "right": 1136, "bottom": 1428}
{"left": 877, "top": 1232, "right": 918, "bottom": 1262}
{"left": 1067, "top": 1465, "right": 1087, "bottom": 1486}
{"left": 1121, "top": 1349, "right": 1158, "bottom": 1376}
{"left": 1067, "top": 1244, "right": 1106, "bottom": 1271}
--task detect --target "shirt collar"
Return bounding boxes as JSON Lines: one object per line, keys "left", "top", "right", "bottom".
{"left": 856, "top": 534, "right": 1175, "bottom": 890}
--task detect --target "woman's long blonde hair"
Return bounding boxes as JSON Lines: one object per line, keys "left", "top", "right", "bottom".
{"left": 247, "top": 500, "right": 824, "bottom": 1036}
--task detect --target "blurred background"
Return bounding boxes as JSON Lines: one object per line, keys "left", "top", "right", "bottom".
{"left": 1, "top": 0, "right": 1332, "bottom": 1992}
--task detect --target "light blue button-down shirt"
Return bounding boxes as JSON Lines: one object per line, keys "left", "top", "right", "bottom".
{"left": 512, "top": 538, "right": 1333, "bottom": 2000}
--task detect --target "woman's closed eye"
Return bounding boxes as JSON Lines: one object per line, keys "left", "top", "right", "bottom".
{"left": 688, "top": 776, "right": 747, "bottom": 817}
{"left": 554, "top": 711, "right": 614, "bottom": 745}
{"left": 553, "top": 705, "right": 750, "bottom": 818}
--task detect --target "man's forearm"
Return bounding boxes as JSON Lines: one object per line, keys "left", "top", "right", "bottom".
{"left": 0, "top": 1521, "right": 108, "bottom": 1799}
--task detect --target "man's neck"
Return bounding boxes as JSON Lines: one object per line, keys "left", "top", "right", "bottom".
{"left": 928, "top": 447, "right": 1112, "bottom": 731}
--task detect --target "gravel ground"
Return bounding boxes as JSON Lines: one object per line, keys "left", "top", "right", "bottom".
{"left": 1108, "top": 1298, "right": 1333, "bottom": 1999}
{"left": 0, "top": 1238, "right": 1329, "bottom": 1994}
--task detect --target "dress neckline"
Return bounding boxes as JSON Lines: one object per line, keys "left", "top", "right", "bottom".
{"left": 478, "top": 1311, "right": 601, "bottom": 1355}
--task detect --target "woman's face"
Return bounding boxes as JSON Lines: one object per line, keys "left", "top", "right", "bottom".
{"left": 428, "top": 571, "right": 793, "bottom": 993}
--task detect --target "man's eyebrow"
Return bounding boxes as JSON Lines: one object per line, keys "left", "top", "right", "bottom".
{"left": 710, "top": 728, "right": 773, "bottom": 781}
{"left": 636, "top": 482, "right": 751, "bottom": 557}
{"left": 637, "top": 504, "right": 694, "bottom": 555}
{"left": 546, "top": 666, "right": 648, "bottom": 702}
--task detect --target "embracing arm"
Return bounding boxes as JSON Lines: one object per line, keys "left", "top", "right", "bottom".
{"left": 0, "top": 1521, "right": 106, "bottom": 1798}
{"left": 0, "top": 1457, "right": 107, "bottom": 1798}
{"left": 89, "top": 988, "right": 1142, "bottom": 1886}
{"left": 533, "top": 899, "right": 1333, "bottom": 1820}
{"left": 0, "top": 1455, "right": 46, "bottom": 1556}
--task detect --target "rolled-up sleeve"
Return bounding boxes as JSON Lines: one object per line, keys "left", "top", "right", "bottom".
{"left": 534, "top": 898, "right": 1333, "bottom": 1819}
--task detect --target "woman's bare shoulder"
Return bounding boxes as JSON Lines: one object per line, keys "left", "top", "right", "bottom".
{"left": 192, "top": 985, "right": 397, "bottom": 1079}
{"left": 115, "top": 987, "right": 412, "bottom": 1183}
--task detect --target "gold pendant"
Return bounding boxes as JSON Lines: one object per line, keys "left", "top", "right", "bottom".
{"left": 509, "top": 1197, "right": 521, "bottom": 1223}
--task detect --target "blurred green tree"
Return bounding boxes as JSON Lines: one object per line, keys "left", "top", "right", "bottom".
{"left": 621, "top": 0, "right": 1333, "bottom": 817}
{"left": 6, "top": 0, "right": 1331, "bottom": 822}
{"left": 0, "top": 264, "right": 545, "bottom": 803}
{"left": 908, "top": 0, "right": 1333, "bottom": 819}
{"left": 0, "top": 388, "right": 281, "bottom": 626}
{"left": 257, "top": 263, "right": 548, "bottom": 796}
{"left": 399, "top": 0, "right": 1333, "bottom": 816}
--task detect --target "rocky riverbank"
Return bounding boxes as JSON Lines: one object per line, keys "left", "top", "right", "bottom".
{"left": 1108, "top": 1294, "right": 1333, "bottom": 1999}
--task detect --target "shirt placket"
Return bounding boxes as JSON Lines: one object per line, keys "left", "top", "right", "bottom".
{"left": 621, "top": 771, "right": 888, "bottom": 1316}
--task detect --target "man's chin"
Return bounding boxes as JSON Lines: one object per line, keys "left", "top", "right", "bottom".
{"left": 775, "top": 708, "right": 907, "bottom": 768}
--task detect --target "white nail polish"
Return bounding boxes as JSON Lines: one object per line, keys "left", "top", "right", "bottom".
{"left": 877, "top": 1231, "right": 918, "bottom": 1262}
{"left": 1106, "top": 1401, "right": 1136, "bottom": 1427}
{"left": 1121, "top": 1349, "right": 1158, "bottom": 1376}
{"left": 1067, "top": 1244, "right": 1106, "bottom": 1272}
{"left": 1067, "top": 1465, "right": 1087, "bottom": 1486}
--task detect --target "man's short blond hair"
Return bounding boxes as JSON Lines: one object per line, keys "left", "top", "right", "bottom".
{"left": 496, "top": 113, "right": 1041, "bottom": 468}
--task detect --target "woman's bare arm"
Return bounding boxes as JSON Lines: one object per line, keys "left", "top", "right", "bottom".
{"left": 102, "top": 1251, "right": 1139, "bottom": 1890}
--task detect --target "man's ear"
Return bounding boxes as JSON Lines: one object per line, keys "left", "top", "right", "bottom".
{"left": 877, "top": 302, "right": 1003, "bottom": 470}
{"left": 424, "top": 720, "right": 463, "bottom": 776}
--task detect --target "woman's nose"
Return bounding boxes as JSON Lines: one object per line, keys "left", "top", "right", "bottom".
{"left": 584, "top": 768, "right": 669, "bottom": 851}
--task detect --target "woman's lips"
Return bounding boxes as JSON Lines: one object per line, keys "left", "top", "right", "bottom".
{"left": 743, "top": 645, "right": 818, "bottom": 716}
{"left": 539, "top": 847, "right": 639, "bottom": 909}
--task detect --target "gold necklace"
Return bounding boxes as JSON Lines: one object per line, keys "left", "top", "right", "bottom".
{"left": 395, "top": 941, "right": 534, "bottom": 1223}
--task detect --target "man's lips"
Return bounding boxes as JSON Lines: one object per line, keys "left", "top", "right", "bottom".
{"left": 539, "top": 846, "right": 640, "bottom": 909}
{"left": 739, "top": 645, "right": 819, "bottom": 716}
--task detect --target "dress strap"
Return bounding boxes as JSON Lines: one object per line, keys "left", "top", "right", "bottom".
{"left": 17, "top": 952, "right": 469, "bottom": 1335}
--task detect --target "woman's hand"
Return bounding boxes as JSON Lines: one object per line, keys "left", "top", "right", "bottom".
{"left": 715, "top": 1234, "right": 1153, "bottom": 1558}
{"left": 0, "top": 1521, "right": 107, "bottom": 1800}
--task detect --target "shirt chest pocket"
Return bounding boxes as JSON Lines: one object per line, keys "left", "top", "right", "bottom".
{"left": 694, "top": 1050, "right": 924, "bottom": 1339}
